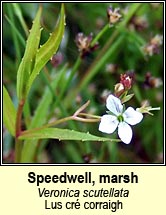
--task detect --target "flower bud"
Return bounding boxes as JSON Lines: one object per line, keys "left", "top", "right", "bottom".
{"left": 51, "top": 52, "right": 63, "bottom": 68}
{"left": 75, "top": 32, "right": 99, "bottom": 58}
{"left": 144, "top": 72, "right": 163, "bottom": 88}
{"left": 120, "top": 74, "right": 132, "bottom": 90}
{"left": 75, "top": 32, "right": 92, "bottom": 52}
{"left": 143, "top": 35, "right": 163, "bottom": 56}
{"left": 114, "top": 83, "right": 124, "bottom": 97}
{"left": 129, "top": 15, "right": 148, "bottom": 31}
{"left": 107, "top": 7, "right": 122, "bottom": 26}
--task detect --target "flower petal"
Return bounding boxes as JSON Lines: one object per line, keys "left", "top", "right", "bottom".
{"left": 106, "top": 94, "right": 123, "bottom": 115}
{"left": 123, "top": 107, "right": 143, "bottom": 125}
{"left": 99, "top": 114, "right": 118, "bottom": 134}
{"left": 118, "top": 122, "right": 132, "bottom": 144}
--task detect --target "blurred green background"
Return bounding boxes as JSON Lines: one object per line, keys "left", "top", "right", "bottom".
{"left": 3, "top": 3, "right": 164, "bottom": 163}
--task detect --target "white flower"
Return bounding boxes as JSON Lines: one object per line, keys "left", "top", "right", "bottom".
{"left": 99, "top": 94, "right": 143, "bottom": 144}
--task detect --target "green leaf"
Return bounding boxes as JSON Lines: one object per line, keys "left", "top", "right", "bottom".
{"left": 121, "top": 94, "right": 134, "bottom": 104}
{"left": 19, "top": 128, "right": 119, "bottom": 142}
{"left": 12, "top": 3, "right": 29, "bottom": 36}
{"left": 20, "top": 65, "right": 68, "bottom": 162}
{"left": 16, "top": 7, "right": 42, "bottom": 100}
{"left": 26, "top": 4, "right": 65, "bottom": 98}
{"left": 5, "top": 14, "right": 26, "bottom": 47}
{"left": 3, "top": 85, "right": 16, "bottom": 136}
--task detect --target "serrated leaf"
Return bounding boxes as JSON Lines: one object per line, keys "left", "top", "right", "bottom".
{"left": 3, "top": 85, "right": 16, "bottom": 136}
{"left": 26, "top": 4, "right": 65, "bottom": 97}
{"left": 20, "top": 66, "right": 68, "bottom": 162}
{"left": 19, "top": 128, "right": 119, "bottom": 142}
{"left": 16, "top": 7, "right": 42, "bottom": 100}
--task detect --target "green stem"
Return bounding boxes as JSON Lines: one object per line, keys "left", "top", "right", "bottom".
{"left": 15, "top": 139, "right": 23, "bottom": 163}
{"left": 15, "top": 99, "right": 25, "bottom": 163}
{"left": 12, "top": 3, "right": 29, "bottom": 36}
{"left": 19, "top": 98, "right": 101, "bottom": 138}
{"left": 5, "top": 14, "right": 25, "bottom": 47}
{"left": 73, "top": 116, "right": 100, "bottom": 123}
{"left": 64, "top": 3, "right": 142, "bottom": 106}
{"left": 19, "top": 116, "right": 73, "bottom": 136}
{"left": 78, "top": 113, "right": 101, "bottom": 119}
{"left": 53, "top": 23, "right": 111, "bottom": 108}
{"left": 91, "top": 23, "right": 110, "bottom": 46}
{"left": 20, "top": 114, "right": 100, "bottom": 137}
{"left": 45, "top": 116, "right": 74, "bottom": 128}
{"left": 54, "top": 57, "right": 81, "bottom": 108}
{"left": 41, "top": 69, "right": 77, "bottom": 130}
{"left": 6, "top": 4, "right": 22, "bottom": 67}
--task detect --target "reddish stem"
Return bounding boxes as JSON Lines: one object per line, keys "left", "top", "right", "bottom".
{"left": 15, "top": 99, "right": 25, "bottom": 138}
{"left": 15, "top": 99, "right": 25, "bottom": 163}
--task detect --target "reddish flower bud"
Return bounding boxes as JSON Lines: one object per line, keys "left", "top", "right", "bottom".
{"left": 51, "top": 53, "right": 63, "bottom": 68}
{"left": 75, "top": 32, "right": 99, "bottom": 58}
{"left": 120, "top": 74, "right": 132, "bottom": 90}
{"left": 143, "top": 35, "right": 163, "bottom": 56}
{"left": 144, "top": 72, "right": 162, "bottom": 89}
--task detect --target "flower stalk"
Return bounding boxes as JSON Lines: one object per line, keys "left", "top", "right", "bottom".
{"left": 19, "top": 101, "right": 101, "bottom": 137}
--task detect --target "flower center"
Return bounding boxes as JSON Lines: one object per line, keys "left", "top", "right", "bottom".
{"left": 117, "top": 114, "right": 124, "bottom": 122}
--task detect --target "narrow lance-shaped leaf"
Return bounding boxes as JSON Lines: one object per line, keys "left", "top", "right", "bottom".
{"left": 20, "top": 65, "right": 68, "bottom": 162}
{"left": 19, "top": 128, "right": 119, "bottom": 142}
{"left": 3, "top": 85, "right": 16, "bottom": 136}
{"left": 16, "top": 7, "right": 42, "bottom": 100}
{"left": 26, "top": 4, "right": 65, "bottom": 97}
